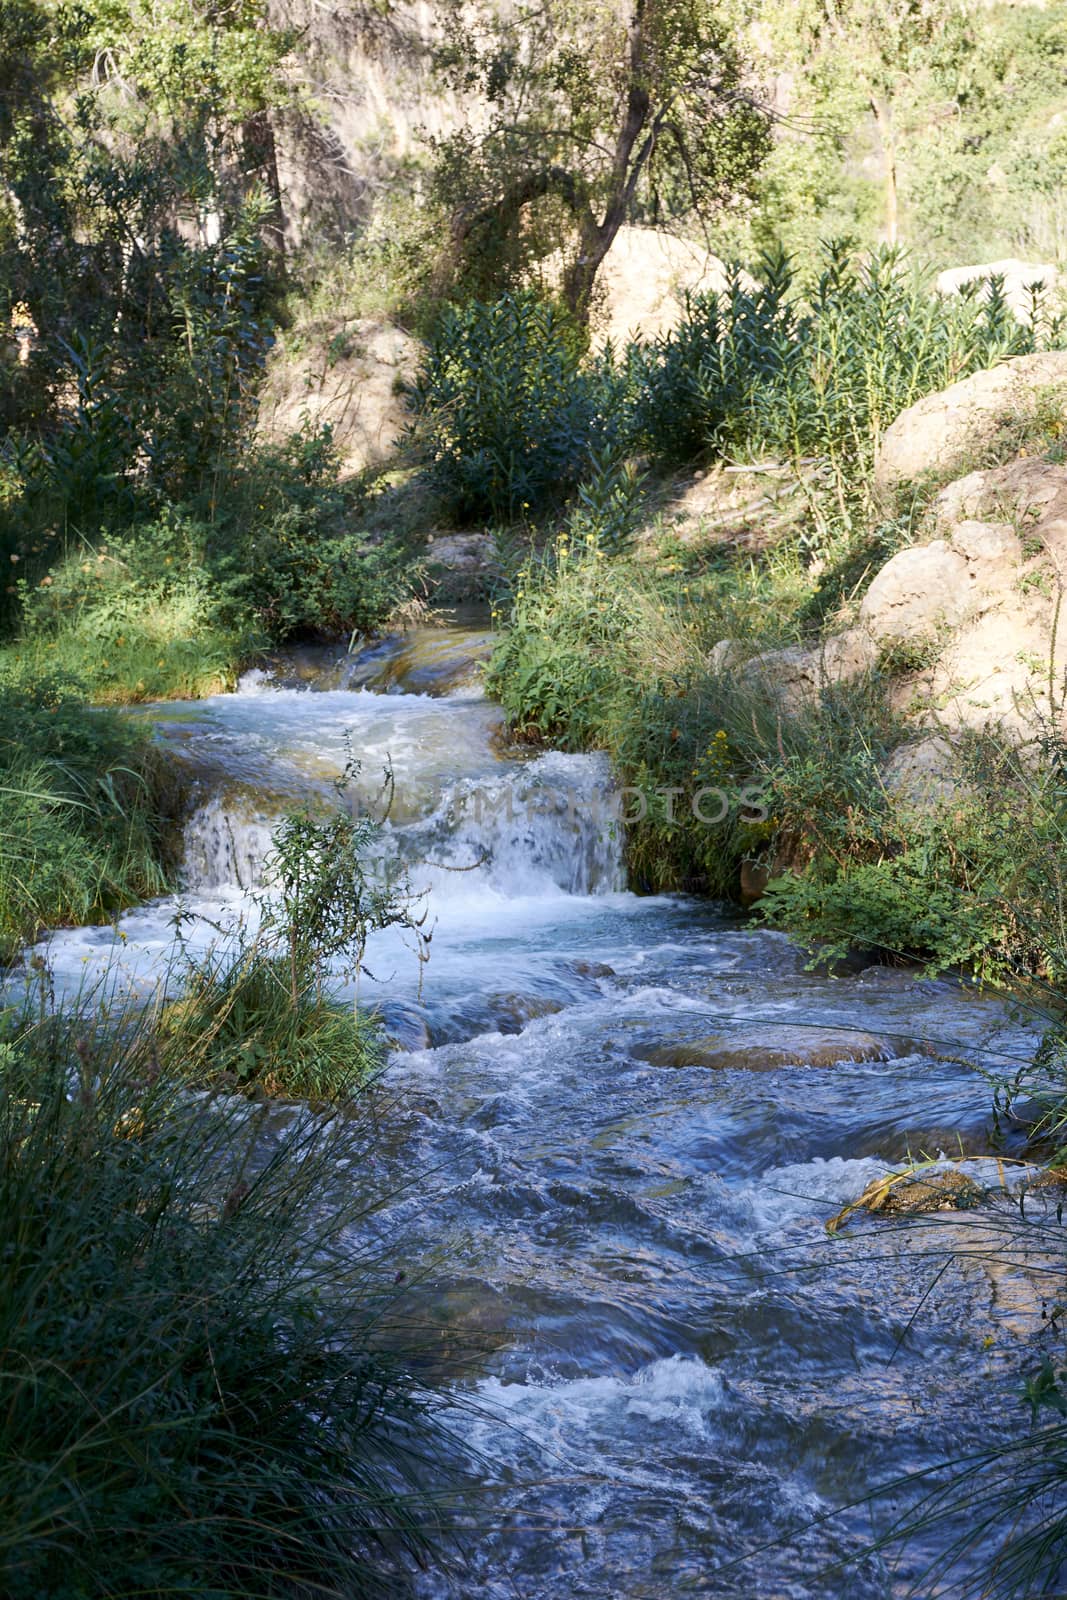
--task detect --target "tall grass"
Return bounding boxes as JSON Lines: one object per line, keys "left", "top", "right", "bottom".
{"left": 0, "top": 677, "right": 179, "bottom": 961}
{"left": 0, "top": 1003, "right": 461, "bottom": 1598}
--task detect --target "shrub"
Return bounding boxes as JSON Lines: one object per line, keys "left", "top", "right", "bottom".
{"left": 203, "top": 427, "right": 418, "bottom": 643}
{"left": 0, "top": 1013, "right": 458, "bottom": 1598}
{"left": 407, "top": 292, "right": 616, "bottom": 521}
{"left": 626, "top": 243, "right": 1059, "bottom": 494}
{"left": 159, "top": 765, "right": 431, "bottom": 1101}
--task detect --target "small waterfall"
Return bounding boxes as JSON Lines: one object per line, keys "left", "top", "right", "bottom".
{"left": 180, "top": 796, "right": 277, "bottom": 892}
{"left": 181, "top": 751, "right": 625, "bottom": 902}
{"left": 390, "top": 751, "right": 626, "bottom": 898}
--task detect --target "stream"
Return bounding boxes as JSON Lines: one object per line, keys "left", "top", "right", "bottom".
{"left": 25, "top": 618, "right": 1067, "bottom": 1597}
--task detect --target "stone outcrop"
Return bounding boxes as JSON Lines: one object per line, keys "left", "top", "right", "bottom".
{"left": 873, "top": 351, "right": 1067, "bottom": 492}
{"left": 732, "top": 630, "right": 876, "bottom": 710}
{"left": 881, "top": 459, "right": 1067, "bottom": 741}
{"left": 639, "top": 1025, "right": 896, "bottom": 1071}
{"left": 881, "top": 736, "right": 962, "bottom": 805}
{"left": 581, "top": 226, "right": 754, "bottom": 349}
{"left": 858, "top": 541, "right": 971, "bottom": 645}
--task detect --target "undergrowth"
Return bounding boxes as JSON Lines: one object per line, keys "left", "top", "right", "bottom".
{"left": 0, "top": 1005, "right": 460, "bottom": 1598}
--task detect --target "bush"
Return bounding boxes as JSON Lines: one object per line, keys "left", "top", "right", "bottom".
{"left": 158, "top": 768, "right": 431, "bottom": 1101}
{"left": 407, "top": 292, "right": 617, "bottom": 522}
{"left": 0, "top": 1013, "right": 458, "bottom": 1598}
{"left": 201, "top": 427, "right": 418, "bottom": 643}
{"left": 0, "top": 676, "right": 178, "bottom": 960}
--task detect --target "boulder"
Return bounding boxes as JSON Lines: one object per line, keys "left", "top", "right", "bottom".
{"left": 874, "top": 351, "right": 1067, "bottom": 492}
{"left": 548, "top": 225, "right": 756, "bottom": 350}
{"left": 881, "top": 735, "right": 961, "bottom": 805}
{"left": 741, "top": 628, "right": 876, "bottom": 707}
{"left": 933, "top": 458, "right": 1067, "bottom": 534}
{"left": 936, "top": 259, "right": 1059, "bottom": 323}
{"left": 859, "top": 541, "right": 970, "bottom": 645}
{"left": 638, "top": 1025, "right": 896, "bottom": 1072}
{"left": 424, "top": 532, "right": 496, "bottom": 574}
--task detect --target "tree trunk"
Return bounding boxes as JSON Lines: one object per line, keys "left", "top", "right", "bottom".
{"left": 870, "top": 95, "right": 898, "bottom": 247}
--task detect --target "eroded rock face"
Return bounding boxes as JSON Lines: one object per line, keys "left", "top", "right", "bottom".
{"left": 873, "top": 352, "right": 1067, "bottom": 492}
{"left": 259, "top": 316, "right": 418, "bottom": 476}
{"left": 638, "top": 1025, "right": 896, "bottom": 1071}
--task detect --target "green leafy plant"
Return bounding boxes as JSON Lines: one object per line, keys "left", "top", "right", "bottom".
{"left": 407, "top": 292, "right": 617, "bottom": 521}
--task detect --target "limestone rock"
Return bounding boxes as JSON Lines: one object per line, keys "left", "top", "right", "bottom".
{"left": 639, "top": 1025, "right": 896, "bottom": 1072}
{"left": 425, "top": 532, "right": 496, "bottom": 574}
{"left": 874, "top": 351, "right": 1067, "bottom": 492}
{"left": 742, "top": 629, "right": 876, "bottom": 707}
{"left": 708, "top": 637, "right": 746, "bottom": 674}
{"left": 859, "top": 541, "right": 970, "bottom": 644}
{"left": 881, "top": 736, "right": 961, "bottom": 805}
{"left": 567, "top": 225, "right": 756, "bottom": 350}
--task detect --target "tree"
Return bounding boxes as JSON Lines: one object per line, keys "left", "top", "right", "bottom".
{"left": 762, "top": 0, "right": 975, "bottom": 248}
{"left": 431, "top": 0, "right": 772, "bottom": 323}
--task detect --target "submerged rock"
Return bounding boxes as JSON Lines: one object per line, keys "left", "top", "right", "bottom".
{"left": 638, "top": 1025, "right": 896, "bottom": 1072}
{"left": 877, "top": 1169, "right": 986, "bottom": 1215}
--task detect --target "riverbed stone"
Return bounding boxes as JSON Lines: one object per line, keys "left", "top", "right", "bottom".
{"left": 638, "top": 1025, "right": 896, "bottom": 1071}
{"left": 875, "top": 1169, "right": 986, "bottom": 1215}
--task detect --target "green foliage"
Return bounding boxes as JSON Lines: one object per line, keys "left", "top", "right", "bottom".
{"left": 626, "top": 243, "right": 1054, "bottom": 494}
{"left": 741, "top": 0, "right": 1067, "bottom": 266}
{"left": 155, "top": 949, "right": 383, "bottom": 1101}
{"left": 0, "top": 1011, "right": 456, "bottom": 1598}
{"left": 408, "top": 293, "right": 616, "bottom": 521}
{"left": 207, "top": 428, "right": 416, "bottom": 642}
{"left": 3, "top": 513, "right": 247, "bottom": 701}
{"left": 0, "top": 676, "right": 177, "bottom": 961}
{"left": 161, "top": 762, "right": 430, "bottom": 1101}
{"left": 259, "top": 760, "right": 431, "bottom": 1010}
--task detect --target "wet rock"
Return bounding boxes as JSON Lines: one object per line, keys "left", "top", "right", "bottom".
{"left": 638, "top": 1025, "right": 896, "bottom": 1072}
{"left": 484, "top": 993, "right": 566, "bottom": 1034}
{"left": 567, "top": 960, "right": 616, "bottom": 980}
{"left": 377, "top": 1003, "right": 434, "bottom": 1052}
{"left": 877, "top": 1169, "right": 986, "bottom": 1215}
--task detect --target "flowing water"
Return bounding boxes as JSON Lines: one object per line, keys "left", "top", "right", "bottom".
{"left": 25, "top": 621, "right": 1067, "bottom": 1597}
